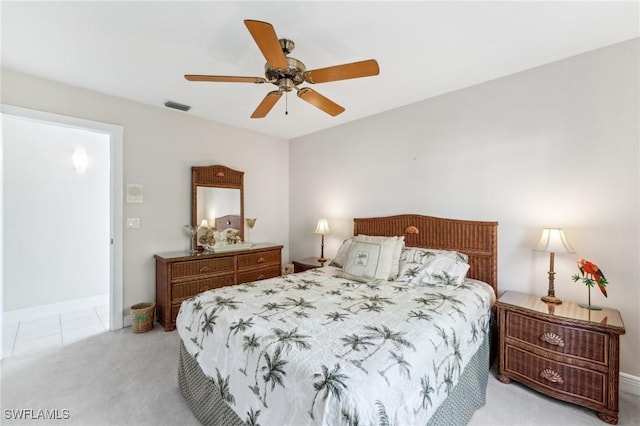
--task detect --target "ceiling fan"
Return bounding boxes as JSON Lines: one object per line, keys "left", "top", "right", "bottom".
{"left": 185, "top": 19, "right": 380, "bottom": 119}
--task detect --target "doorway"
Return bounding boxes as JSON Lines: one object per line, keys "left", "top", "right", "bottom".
{"left": 2, "top": 105, "right": 123, "bottom": 357}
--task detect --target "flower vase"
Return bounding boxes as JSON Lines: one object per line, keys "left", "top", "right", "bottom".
{"left": 183, "top": 225, "right": 197, "bottom": 254}
{"left": 245, "top": 218, "right": 257, "bottom": 243}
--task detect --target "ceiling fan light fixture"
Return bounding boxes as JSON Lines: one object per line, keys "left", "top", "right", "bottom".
{"left": 279, "top": 78, "right": 295, "bottom": 92}
{"left": 279, "top": 38, "right": 295, "bottom": 54}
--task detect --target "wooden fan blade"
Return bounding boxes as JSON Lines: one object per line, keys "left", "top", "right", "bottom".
{"left": 251, "top": 91, "right": 283, "bottom": 119}
{"left": 244, "top": 20, "right": 288, "bottom": 70}
{"left": 185, "top": 75, "right": 266, "bottom": 83}
{"left": 304, "top": 59, "right": 380, "bottom": 84}
{"left": 297, "top": 88, "right": 345, "bottom": 116}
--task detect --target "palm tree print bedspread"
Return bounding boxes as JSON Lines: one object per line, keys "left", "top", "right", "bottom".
{"left": 177, "top": 266, "right": 494, "bottom": 425}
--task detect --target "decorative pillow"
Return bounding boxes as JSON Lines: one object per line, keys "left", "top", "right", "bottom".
{"left": 341, "top": 240, "right": 396, "bottom": 282}
{"left": 329, "top": 238, "right": 352, "bottom": 268}
{"left": 416, "top": 255, "right": 470, "bottom": 288}
{"left": 395, "top": 247, "right": 432, "bottom": 282}
{"left": 395, "top": 247, "right": 468, "bottom": 282}
{"left": 353, "top": 235, "right": 404, "bottom": 279}
{"left": 426, "top": 248, "right": 468, "bottom": 263}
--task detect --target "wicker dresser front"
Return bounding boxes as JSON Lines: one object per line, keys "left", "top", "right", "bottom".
{"left": 497, "top": 291, "right": 625, "bottom": 424}
{"left": 155, "top": 244, "right": 283, "bottom": 331}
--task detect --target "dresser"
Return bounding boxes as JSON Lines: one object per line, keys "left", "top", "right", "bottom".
{"left": 496, "top": 291, "right": 626, "bottom": 424}
{"left": 155, "top": 243, "right": 283, "bottom": 331}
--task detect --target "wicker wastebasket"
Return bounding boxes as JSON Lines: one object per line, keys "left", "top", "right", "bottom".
{"left": 130, "top": 302, "right": 155, "bottom": 333}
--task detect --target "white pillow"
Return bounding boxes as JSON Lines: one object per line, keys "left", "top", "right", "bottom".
{"left": 329, "top": 238, "right": 352, "bottom": 268}
{"left": 416, "top": 255, "right": 470, "bottom": 288}
{"left": 354, "top": 235, "right": 404, "bottom": 279}
{"left": 341, "top": 240, "right": 395, "bottom": 282}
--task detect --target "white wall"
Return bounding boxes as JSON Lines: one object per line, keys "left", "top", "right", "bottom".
{"left": 1, "top": 69, "right": 290, "bottom": 317}
{"left": 3, "top": 116, "right": 110, "bottom": 310}
{"left": 289, "top": 39, "right": 639, "bottom": 376}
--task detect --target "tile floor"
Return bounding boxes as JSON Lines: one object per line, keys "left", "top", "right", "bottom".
{"left": 2, "top": 304, "right": 109, "bottom": 358}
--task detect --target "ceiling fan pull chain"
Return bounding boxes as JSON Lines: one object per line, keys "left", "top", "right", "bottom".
{"left": 285, "top": 92, "right": 288, "bottom": 115}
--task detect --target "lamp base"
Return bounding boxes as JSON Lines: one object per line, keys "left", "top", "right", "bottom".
{"left": 318, "top": 257, "right": 327, "bottom": 263}
{"left": 541, "top": 295, "right": 562, "bottom": 304}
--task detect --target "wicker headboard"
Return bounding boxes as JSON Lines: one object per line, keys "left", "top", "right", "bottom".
{"left": 353, "top": 214, "right": 498, "bottom": 293}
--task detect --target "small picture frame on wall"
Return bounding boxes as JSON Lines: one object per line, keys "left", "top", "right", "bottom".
{"left": 126, "top": 184, "right": 144, "bottom": 203}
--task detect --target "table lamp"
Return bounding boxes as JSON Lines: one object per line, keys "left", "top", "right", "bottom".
{"left": 314, "top": 219, "right": 331, "bottom": 262}
{"left": 534, "top": 228, "right": 575, "bottom": 304}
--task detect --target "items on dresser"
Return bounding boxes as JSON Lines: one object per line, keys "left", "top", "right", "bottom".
{"left": 155, "top": 244, "right": 283, "bottom": 331}
{"left": 496, "top": 291, "right": 626, "bottom": 424}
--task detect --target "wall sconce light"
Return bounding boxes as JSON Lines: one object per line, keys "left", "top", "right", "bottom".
{"left": 72, "top": 148, "right": 88, "bottom": 173}
{"left": 533, "top": 228, "right": 575, "bottom": 304}
{"left": 314, "top": 219, "right": 331, "bottom": 262}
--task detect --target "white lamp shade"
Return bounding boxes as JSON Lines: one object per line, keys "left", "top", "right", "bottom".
{"left": 314, "top": 219, "right": 331, "bottom": 235}
{"left": 534, "top": 228, "right": 575, "bottom": 253}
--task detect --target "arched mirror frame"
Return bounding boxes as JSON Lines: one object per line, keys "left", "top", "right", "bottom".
{"left": 191, "top": 165, "right": 244, "bottom": 249}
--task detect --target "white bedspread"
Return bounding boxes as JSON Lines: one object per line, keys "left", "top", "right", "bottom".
{"left": 177, "top": 266, "right": 494, "bottom": 425}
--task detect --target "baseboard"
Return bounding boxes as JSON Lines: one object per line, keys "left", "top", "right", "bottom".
{"left": 3, "top": 294, "right": 109, "bottom": 324}
{"left": 620, "top": 372, "right": 640, "bottom": 396}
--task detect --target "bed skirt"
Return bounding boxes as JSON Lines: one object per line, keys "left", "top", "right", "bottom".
{"left": 179, "top": 336, "right": 490, "bottom": 425}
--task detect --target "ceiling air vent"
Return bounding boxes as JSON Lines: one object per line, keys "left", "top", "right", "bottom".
{"left": 164, "top": 100, "right": 191, "bottom": 111}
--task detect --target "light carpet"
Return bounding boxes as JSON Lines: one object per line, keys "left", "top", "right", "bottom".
{"left": 1, "top": 326, "right": 638, "bottom": 425}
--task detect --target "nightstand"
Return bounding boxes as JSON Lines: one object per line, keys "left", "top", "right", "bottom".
{"left": 496, "top": 291, "right": 626, "bottom": 424}
{"left": 292, "top": 257, "right": 328, "bottom": 273}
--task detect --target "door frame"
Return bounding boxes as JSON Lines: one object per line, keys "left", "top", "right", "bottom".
{"left": 2, "top": 104, "right": 124, "bottom": 329}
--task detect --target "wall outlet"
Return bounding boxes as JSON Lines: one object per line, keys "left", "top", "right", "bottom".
{"left": 126, "top": 218, "right": 140, "bottom": 229}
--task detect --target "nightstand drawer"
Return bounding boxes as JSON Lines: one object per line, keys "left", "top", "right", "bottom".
{"left": 504, "top": 345, "right": 607, "bottom": 406}
{"left": 237, "top": 250, "right": 280, "bottom": 270}
{"left": 171, "top": 257, "right": 235, "bottom": 279}
{"left": 505, "top": 311, "right": 608, "bottom": 364}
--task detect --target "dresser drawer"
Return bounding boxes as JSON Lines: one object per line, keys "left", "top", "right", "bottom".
{"left": 171, "top": 303, "right": 182, "bottom": 327}
{"left": 504, "top": 345, "right": 607, "bottom": 406}
{"left": 237, "top": 250, "right": 280, "bottom": 270}
{"left": 238, "top": 265, "right": 281, "bottom": 283}
{"left": 172, "top": 275, "right": 236, "bottom": 300}
{"left": 505, "top": 311, "right": 607, "bottom": 364}
{"left": 171, "top": 257, "right": 235, "bottom": 279}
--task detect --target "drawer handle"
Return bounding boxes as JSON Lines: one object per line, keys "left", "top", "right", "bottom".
{"left": 256, "top": 257, "right": 265, "bottom": 264}
{"left": 540, "top": 368, "right": 564, "bottom": 384}
{"left": 540, "top": 332, "right": 565, "bottom": 347}
{"left": 199, "top": 266, "right": 210, "bottom": 273}
{"left": 257, "top": 274, "right": 265, "bottom": 280}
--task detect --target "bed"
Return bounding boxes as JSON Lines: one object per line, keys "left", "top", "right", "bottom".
{"left": 177, "top": 214, "right": 498, "bottom": 425}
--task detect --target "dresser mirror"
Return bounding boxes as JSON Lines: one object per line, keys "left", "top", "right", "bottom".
{"left": 191, "top": 165, "right": 244, "bottom": 249}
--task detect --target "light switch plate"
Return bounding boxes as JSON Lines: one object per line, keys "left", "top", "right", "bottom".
{"left": 126, "top": 218, "right": 140, "bottom": 229}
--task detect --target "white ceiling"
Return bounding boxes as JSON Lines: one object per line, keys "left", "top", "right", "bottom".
{"left": 2, "top": 1, "right": 638, "bottom": 140}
